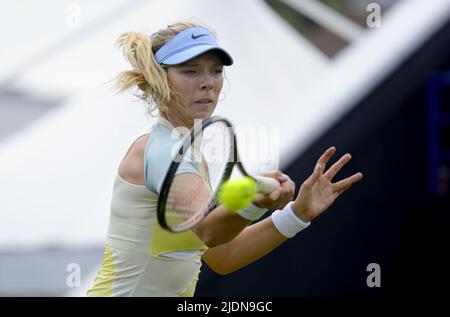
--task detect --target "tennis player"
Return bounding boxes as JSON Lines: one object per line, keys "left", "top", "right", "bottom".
{"left": 87, "top": 22, "right": 363, "bottom": 297}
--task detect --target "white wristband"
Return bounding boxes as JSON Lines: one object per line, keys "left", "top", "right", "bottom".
{"left": 271, "top": 201, "right": 311, "bottom": 238}
{"left": 238, "top": 203, "right": 268, "bottom": 221}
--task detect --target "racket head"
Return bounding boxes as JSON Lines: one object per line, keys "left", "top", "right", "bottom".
{"left": 157, "top": 116, "right": 237, "bottom": 232}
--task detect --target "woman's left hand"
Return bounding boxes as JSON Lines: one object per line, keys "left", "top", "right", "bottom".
{"left": 292, "top": 146, "right": 363, "bottom": 222}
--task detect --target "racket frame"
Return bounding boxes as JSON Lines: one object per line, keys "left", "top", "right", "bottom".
{"left": 157, "top": 116, "right": 248, "bottom": 232}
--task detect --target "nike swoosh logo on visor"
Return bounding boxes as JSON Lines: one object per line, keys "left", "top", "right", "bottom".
{"left": 191, "top": 34, "right": 208, "bottom": 39}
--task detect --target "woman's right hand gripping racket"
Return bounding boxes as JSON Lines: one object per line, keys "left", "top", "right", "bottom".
{"left": 157, "top": 116, "right": 280, "bottom": 233}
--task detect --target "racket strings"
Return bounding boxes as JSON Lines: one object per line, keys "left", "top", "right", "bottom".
{"left": 163, "top": 122, "right": 234, "bottom": 230}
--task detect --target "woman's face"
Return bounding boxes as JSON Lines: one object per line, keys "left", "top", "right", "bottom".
{"left": 166, "top": 52, "right": 224, "bottom": 122}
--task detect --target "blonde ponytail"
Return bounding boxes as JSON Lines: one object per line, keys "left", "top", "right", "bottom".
{"left": 114, "top": 32, "right": 170, "bottom": 113}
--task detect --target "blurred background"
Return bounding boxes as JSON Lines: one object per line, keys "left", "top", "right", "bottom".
{"left": 1, "top": 0, "right": 449, "bottom": 296}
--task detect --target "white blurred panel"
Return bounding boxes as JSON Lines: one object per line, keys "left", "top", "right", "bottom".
{"left": 0, "top": 0, "right": 449, "bottom": 251}
{"left": 0, "top": 0, "right": 132, "bottom": 84}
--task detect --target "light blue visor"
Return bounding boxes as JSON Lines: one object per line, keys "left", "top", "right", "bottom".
{"left": 154, "top": 27, "right": 233, "bottom": 66}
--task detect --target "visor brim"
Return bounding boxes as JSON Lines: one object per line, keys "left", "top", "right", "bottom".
{"left": 160, "top": 45, "right": 233, "bottom": 66}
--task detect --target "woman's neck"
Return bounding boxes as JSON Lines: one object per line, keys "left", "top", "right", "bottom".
{"left": 161, "top": 113, "right": 194, "bottom": 132}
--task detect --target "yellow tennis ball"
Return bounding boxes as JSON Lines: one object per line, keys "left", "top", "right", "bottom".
{"left": 219, "top": 177, "right": 256, "bottom": 213}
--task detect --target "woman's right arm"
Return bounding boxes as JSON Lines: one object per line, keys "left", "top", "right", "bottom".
{"left": 167, "top": 172, "right": 292, "bottom": 247}
{"left": 167, "top": 173, "right": 251, "bottom": 247}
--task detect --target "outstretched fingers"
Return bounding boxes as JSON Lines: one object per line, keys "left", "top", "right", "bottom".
{"left": 324, "top": 153, "right": 352, "bottom": 181}
{"left": 332, "top": 172, "right": 363, "bottom": 194}
{"left": 318, "top": 146, "right": 336, "bottom": 168}
{"left": 303, "top": 147, "right": 335, "bottom": 187}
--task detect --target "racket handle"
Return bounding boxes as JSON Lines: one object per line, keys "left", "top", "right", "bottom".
{"left": 255, "top": 176, "right": 280, "bottom": 194}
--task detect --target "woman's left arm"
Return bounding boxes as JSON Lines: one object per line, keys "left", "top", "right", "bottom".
{"left": 202, "top": 146, "right": 363, "bottom": 275}
{"left": 202, "top": 216, "right": 287, "bottom": 275}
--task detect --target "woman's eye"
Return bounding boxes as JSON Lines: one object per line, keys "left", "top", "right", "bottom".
{"left": 214, "top": 69, "right": 223, "bottom": 74}
{"left": 183, "top": 70, "right": 196, "bottom": 74}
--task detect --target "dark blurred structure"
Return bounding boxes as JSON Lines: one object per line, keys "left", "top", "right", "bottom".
{"left": 265, "top": 0, "right": 399, "bottom": 57}
{"left": 197, "top": 5, "right": 450, "bottom": 297}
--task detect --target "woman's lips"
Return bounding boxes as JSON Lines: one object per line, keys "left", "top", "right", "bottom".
{"left": 195, "top": 99, "right": 212, "bottom": 104}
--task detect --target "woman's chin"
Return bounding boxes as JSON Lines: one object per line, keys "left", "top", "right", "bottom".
{"left": 195, "top": 112, "right": 212, "bottom": 120}
{"left": 191, "top": 108, "right": 214, "bottom": 120}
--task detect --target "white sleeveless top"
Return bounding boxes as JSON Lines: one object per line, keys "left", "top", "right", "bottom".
{"left": 87, "top": 119, "right": 208, "bottom": 297}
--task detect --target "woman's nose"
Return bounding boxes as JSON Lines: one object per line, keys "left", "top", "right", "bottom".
{"left": 200, "top": 74, "right": 214, "bottom": 90}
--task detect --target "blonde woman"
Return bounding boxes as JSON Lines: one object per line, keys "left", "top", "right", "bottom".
{"left": 87, "top": 22, "right": 363, "bottom": 297}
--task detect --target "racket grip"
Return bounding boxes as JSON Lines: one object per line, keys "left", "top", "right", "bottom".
{"left": 255, "top": 176, "right": 280, "bottom": 194}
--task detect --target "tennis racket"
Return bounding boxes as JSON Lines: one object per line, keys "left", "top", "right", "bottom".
{"left": 157, "top": 116, "right": 280, "bottom": 233}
